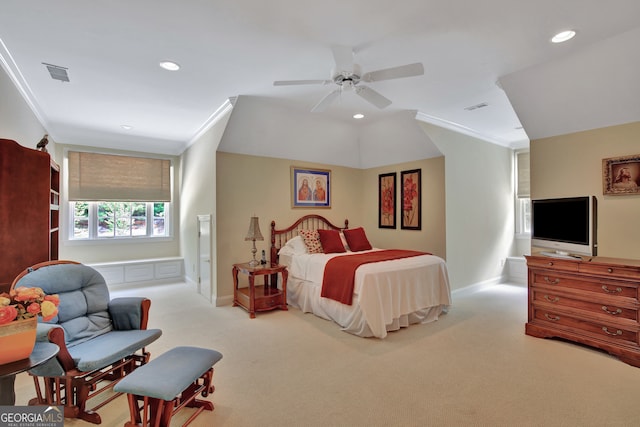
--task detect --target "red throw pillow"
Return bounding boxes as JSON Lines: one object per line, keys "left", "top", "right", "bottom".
{"left": 318, "top": 229, "right": 346, "bottom": 254}
{"left": 343, "top": 227, "right": 372, "bottom": 251}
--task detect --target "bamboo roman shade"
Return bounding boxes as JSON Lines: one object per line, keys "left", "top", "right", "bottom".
{"left": 68, "top": 151, "right": 171, "bottom": 202}
{"left": 516, "top": 151, "right": 530, "bottom": 199}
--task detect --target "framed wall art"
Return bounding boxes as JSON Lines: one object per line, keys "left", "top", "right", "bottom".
{"left": 603, "top": 154, "right": 640, "bottom": 195}
{"left": 378, "top": 172, "right": 396, "bottom": 228}
{"left": 401, "top": 169, "right": 421, "bottom": 230}
{"left": 291, "top": 166, "right": 331, "bottom": 208}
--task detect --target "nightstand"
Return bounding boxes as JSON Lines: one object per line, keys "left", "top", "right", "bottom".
{"left": 232, "top": 263, "right": 288, "bottom": 318}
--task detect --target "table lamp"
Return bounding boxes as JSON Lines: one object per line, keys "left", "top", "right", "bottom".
{"left": 245, "top": 216, "right": 264, "bottom": 267}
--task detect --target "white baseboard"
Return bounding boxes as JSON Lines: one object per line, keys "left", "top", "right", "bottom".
{"left": 452, "top": 275, "right": 503, "bottom": 297}
{"left": 215, "top": 295, "right": 234, "bottom": 307}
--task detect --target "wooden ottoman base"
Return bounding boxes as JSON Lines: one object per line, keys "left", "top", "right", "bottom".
{"left": 124, "top": 368, "right": 214, "bottom": 427}
{"left": 113, "top": 346, "right": 222, "bottom": 427}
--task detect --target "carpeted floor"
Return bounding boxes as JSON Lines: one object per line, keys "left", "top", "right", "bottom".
{"left": 12, "top": 281, "right": 640, "bottom": 426}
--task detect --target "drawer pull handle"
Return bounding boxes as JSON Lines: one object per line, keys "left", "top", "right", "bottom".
{"left": 602, "top": 327, "right": 622, "bottom": 336}
{"left": 602, "top": 306, "right": 622, "bottom": 315}
{"left": 543, "top": 276, "right": 560, "bottom": 285}
{"left": 602, "top": 285, "right": 622, "bottom": 294}
{"left": 607, "top": 268, "right": 613, "bottom": 273}
{"left": 544, "top": 314, "right": 560, "bottom": 321}
{"left": 544, "top": 295, "right": 559, "bottom": 303}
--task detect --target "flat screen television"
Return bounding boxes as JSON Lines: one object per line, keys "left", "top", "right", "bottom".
{"left": 531, "top": 196, "right": 597, "bottom": 257}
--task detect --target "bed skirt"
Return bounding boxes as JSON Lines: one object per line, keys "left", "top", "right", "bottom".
{"left": 286, "top": 276, "right": 448, "bottom": 338}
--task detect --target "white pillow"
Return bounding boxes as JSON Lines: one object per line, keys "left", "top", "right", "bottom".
{"left": 279, "top": 235, "right": 308, "bottom": 256}
{"left": 340, "top": 232, "right": 350, "bottom": 252}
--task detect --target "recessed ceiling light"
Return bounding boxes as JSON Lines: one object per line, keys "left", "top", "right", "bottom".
{"left": 121, "top": 125, "right": 133, "bottom": 130}
{"left": 353, "top": 113, "right": 364, "bottom": 119}
{"left": 551, "top": 30, "right": 576, "bottom": 43}
{"left": 159, "top": 60, "right": 180, "bottom": 71}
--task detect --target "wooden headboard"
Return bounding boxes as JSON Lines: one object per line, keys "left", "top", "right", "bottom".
{"left": 270, "top": 214, "right": 349, "bottom": 266}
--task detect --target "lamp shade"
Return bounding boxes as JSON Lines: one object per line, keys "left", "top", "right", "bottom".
{"left": 244, "top": 216, "right": 264, "bottom": 241}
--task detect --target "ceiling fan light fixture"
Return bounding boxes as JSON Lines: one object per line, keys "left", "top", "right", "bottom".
{"left": 551, "top": 30, "right": 576, "bottom": 43}
{"left": 353, "top": 113, "right": 364, "bottom": 119}
{"left": 159, "top": 60, "right": 180, "bottom": 71}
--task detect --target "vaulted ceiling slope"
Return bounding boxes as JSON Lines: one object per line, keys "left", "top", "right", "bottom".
{"left": 218, "top": 96, "right": 442, "bottom": 169}
{"left": 0, "top": 1, "right": 638, "bottom": 155}
{"left": 499, "top": 27, "right": 640, "bottom": 140}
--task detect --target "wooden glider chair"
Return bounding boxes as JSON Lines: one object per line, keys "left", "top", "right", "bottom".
{"left": 11, "top": 260, "right": 162, "bottom": 424}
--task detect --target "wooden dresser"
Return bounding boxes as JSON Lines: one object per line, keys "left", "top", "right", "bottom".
{"left": 525, "top": 254, "right": 640, "bottom": 367}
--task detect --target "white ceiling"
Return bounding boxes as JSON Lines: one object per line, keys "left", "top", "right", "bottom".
{"left": 1, "top": 1, "right": 639, "bottom": 155}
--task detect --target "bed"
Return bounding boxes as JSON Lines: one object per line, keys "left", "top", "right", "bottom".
{"left": 270, "top": 214, "right": 451, "bottom": 338}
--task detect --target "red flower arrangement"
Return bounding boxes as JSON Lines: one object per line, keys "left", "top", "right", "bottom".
{"left": 0, "top": 287, "right": 60, "bottom": 325}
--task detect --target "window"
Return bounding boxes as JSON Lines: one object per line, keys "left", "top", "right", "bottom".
{"left": 66, "top": 150, "right": 173, "bottom": 241}
{"left": 71, "top": 201, "right": 170, "bottom": 240}
{"left": 515, "top": 151, "right": 531, "bottom": 236}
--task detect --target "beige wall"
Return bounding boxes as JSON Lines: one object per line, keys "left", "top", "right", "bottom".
{"left": 419, "top": 122, "right": 515, "bottom": 290}
{"left": 215, "top": 152, "right": 365, "bottom": 301}
{"left": 362, "top": 158, "right": 446, "bottom": 258}
{"left": 531, "top": 121, "right": 640, "bottom": 259}
{"left": 215, "top": 151, "right": 446, "bottom": 301}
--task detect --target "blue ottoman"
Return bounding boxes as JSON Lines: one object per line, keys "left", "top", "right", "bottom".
{"left": 114, "top": 346, "right": 223, "bottom": 427}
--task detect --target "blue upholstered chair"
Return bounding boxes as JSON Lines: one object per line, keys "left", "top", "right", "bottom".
{"left": 11, "top": 260, "right": 162, "bottom": 424}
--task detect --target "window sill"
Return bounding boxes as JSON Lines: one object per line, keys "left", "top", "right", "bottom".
{"left": 64, "top": 236, "right": 174, "bottom": 246}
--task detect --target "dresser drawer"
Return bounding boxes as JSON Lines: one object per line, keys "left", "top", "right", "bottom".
{"left": 578, "top": 263, "right": 640, "bottom": 280}
{"left": 526, "top": 257, "right": 579, "bottom": 272}
{"left": 530, "top": 270, "right": 638, "bottom": 299}
{"left": 532, "top": 308, "right": 639, "bottom": 348}
{"left": 532, "top": 289, "right": 638, "bottom": 322}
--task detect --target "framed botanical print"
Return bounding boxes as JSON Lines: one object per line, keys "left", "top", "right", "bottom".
{"left": 401, "top": 169, "right": 421, "bottom": 230}
{"left": 291, "top": 166, "right": 331, "bottom": 208}
{"left": 378, "top": 172, "right": 396, "bottom": 228}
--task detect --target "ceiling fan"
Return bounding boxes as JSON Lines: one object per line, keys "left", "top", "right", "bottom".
{"left": 273, "top": 45, "right": 424, "bottom": 113}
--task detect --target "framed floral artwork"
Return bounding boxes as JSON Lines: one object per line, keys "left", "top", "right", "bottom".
{"left": 602, "top": 154, "right": 640, "bottom": 195}
{"left": 401, "top": 169, "right": 421, "bottom": 230}
{"left": 291, "top": 166, "right": 331, "bottom": 208}
{"left": 378, "top": 172, "right": 396, "bottom": 228}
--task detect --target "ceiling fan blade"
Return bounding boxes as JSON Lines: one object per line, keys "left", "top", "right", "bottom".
{"left": 355, "top": 85, "right": 392, "bottom": 109}
{"left": 274, "top": 79, "right": 331, "bottom": 86}
{"left": 311, "top": 89, "right": 341, "bottom": 113}
{"left": 361, "top": 62, "right": 424, "bottom": 82}
{"left": 331, "top": 45, "right": 354, "bottom": 73}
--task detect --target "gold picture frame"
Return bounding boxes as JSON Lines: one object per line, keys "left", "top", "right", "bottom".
{"left": 603, "top": 154, "right": 640, "bottom": 195}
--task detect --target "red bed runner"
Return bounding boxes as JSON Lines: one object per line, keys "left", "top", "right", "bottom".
{"left": 320, "top": 250, "right": 430, "bottom": 305}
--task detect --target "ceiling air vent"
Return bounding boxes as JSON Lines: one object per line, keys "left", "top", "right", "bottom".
{"left": 43, "top": 63, "right": 69, "bottom": 82}
{"left": 464, "top": 102, "right": 488, "bottom": 111}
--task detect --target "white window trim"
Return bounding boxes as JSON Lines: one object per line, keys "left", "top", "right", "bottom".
{"left": 514, "top": 149, "right": 531, "bottom": 238}
{"left": 68, "top": 201, "right": 171, "bottom": 242}
{"left": 62, "top": 147, "right": 175, "bottom": 245}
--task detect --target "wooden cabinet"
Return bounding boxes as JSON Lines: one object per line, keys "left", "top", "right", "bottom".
{"left": 525, "top": 255, "right": 640, "bottom": 367}
{"left": 0, "top": 138, "right": 59, "bottom": 292}
{"left": 232, "top": 263, "right": 288, "bottom": 318}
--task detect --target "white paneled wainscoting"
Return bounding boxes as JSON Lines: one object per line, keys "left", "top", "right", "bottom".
{"left": 506, "top": 256, "right": 527, "bottom": 284}
{"left": 89, "top": 257, "right": 183, "bottom": 287}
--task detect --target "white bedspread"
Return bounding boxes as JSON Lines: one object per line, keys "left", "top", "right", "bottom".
{"left": 280, "top": 249, "right": 451, "bottom": 338}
